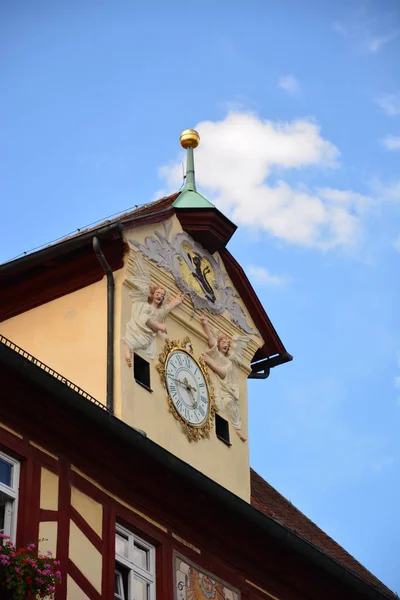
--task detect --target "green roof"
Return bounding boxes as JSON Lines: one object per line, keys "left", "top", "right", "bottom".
{"left": 173, "top": 189, "right": 215, "bottom": 209}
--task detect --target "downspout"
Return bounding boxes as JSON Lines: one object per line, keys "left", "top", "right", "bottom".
{"left": 93, "top": 237, "right": 114, "bottom": 414}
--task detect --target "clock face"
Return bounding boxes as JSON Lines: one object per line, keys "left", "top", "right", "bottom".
{"left": 165, "top": 350, "right": 210, "bottom": 426}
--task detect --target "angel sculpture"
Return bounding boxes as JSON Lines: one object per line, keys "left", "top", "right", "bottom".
{"left": 200, "top": 313, "right": 248, "bottom": 442}
{"left": 122, "top": 253, "right": 185, "bottom": 366}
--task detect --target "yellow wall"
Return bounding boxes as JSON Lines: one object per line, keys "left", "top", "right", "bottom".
{"left": 38, "top": 521, "right": 58, "bottom": 556}
{"left": 120, "top": 216, "right": 262, "bottom": 502}
{"left": 67, "top": 575, "right": 91, "bottom": 600}
{"left": 71, "top": 486, "right": 103, "bottom": 537}
{"left": 40, "top": 468, "right": 59, "bottom": 510}
{"left": 0, "top": 278, "right": 120, "bottom": 405}
{"left": 69, "top": 521, "right": 102, "bottom": 593}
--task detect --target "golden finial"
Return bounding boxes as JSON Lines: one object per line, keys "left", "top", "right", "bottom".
{"left": 180, "top": 129, "right": 200, "bottom": 149}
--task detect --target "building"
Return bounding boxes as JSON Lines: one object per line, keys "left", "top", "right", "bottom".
{"left": 0, "top": 129, "right": 396, "bottom": 600}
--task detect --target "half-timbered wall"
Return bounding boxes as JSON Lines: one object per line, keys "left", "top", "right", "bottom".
{"left": 0, "top": 418, "right": 368, "bottom": 600}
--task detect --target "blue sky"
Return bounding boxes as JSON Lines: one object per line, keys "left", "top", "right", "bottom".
{"left": 2, "top": 0, "right": 400, "bottom": 592}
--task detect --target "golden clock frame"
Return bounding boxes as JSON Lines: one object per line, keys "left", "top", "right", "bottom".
{"left": 156, "top": 337, "right": 217, "bottom": 443}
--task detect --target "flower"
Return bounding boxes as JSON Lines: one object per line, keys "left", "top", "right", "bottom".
{"left": 0, "top": 538, "right": 61, "bottom": 599}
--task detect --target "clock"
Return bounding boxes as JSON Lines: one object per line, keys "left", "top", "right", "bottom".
{"left": 166, "top": 349, "right": 209, "bottom": 426}
{"left": 157, "top": 338, "right": 217, "bottom": 442}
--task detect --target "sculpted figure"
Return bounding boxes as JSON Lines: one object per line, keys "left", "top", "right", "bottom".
{"left": 123, "top": 253, "right": 185, "bottom": 366}
{"left": 187, "top": 252, "right": 216, "bottom": 303}
{"left": 200, "top": 313, "right": 248, "bottom": 442}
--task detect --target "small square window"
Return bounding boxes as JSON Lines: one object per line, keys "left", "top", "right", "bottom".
{"left": 215, "top": 414, "right": 230, "bottom": 446}
{"left": 134, "top": 354, "right": 151, "bottom": 391}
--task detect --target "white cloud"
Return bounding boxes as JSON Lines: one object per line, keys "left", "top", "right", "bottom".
{"left": 376, "top": 93, "right": 400, "bottom": 117}
{"left": 247, "top": 265, "right": 288, "bottom": 286}
{"left": 159, "top": 111, "right": 375, "bottom": 250}
{"left": 332, "top": 17, "right": 398, "bottom": 54}
{"left": 395, "top": 376, "right": 400, "bottom": 389}
{"left": 278, "top": 75, "right": 300, "bottom": 95}
{"left": 372, "top": 456, "right": 395, "bottom": 472}
{"left": 394, "top": 235, "right": 400, "bottom": 252}
{"left": 365, "top": 31, "right": 398, "bottom": 53}
{"left": 372, "top": 179, "right": 400, "bottom": 203}
{"left": 382, "top": 134, "right": 400, "bottom": 151}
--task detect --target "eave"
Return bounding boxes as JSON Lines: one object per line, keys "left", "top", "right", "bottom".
{"left": 174, "top": 206, "right": 237, "bottom": 254}
{"left": 0, "top": 222, "right": 125, "bottom": 322}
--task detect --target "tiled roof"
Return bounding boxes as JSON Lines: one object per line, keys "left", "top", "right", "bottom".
{"left": 56, "top": 192, "right": 179, "bottom": 245}
{"left": 250, "top": 468, "right": 396, "bottom": 599}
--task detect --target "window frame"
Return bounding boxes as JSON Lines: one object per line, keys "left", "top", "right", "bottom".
{"left": 0, "top": 450, "right": 20, "bottom": 543}
{"left": 133, "top": 353, "right": 152, "bottom": 392}
{"left": 215, "top": 413, "right": 231, "bottom": 446}
{"left": 115, "top": 523, "right": 156, "bottom": 600}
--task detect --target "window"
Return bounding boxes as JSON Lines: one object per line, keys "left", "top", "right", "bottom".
{"left": 115, "top": 524, "right": 155, "bottom": 600}
{"left": 0, "top": 451, "right": 20, "bottom": 542}
{"left": 215, "top": 414, "right": 230, "bottom": 446}
{"left": 134, "top": 354, "right": 151, "bottom": 391}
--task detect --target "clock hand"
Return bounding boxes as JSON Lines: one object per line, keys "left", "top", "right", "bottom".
{"left": 171, "top": 377, "right": 197, "bottom": 393}
{"left": 188, "top": 387, "right": 197, "bottom": 409}
{"left": 171, "top": 377, "right": 198, "bottom": 408}
{"left": 171, "top": 377, "right": 187, "bottom": 388}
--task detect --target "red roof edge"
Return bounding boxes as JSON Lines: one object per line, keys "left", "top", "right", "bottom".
{"left": 220, "top": 247, "right": 288, "bottom": 361}
{"left": 250, "top": 468, "right": 397, "bottom": 599}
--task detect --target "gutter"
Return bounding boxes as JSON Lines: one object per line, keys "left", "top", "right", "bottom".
{"left": 0, "top": 339, "right": 394, "bottom": 600}
{"left": 249, "top": 352, "right": 294, "bottom": 379}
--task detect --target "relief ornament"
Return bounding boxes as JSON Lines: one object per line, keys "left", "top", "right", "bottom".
{"left": 130, "top": 223, "right": 256, "bottom": 335}
{"left": 122, "top": 252, "right": 185, "bottom": 365}
{"left": 200, "top": 313, "right": 248, "bottom": 442}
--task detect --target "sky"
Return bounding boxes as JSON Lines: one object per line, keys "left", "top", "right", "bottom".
{"left": 1, "top": 0, "right": 400, "bottom": 593}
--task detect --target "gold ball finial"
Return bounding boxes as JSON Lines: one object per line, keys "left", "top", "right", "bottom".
{"left": 180, "top": 128, "right": 200, "bottom": 149}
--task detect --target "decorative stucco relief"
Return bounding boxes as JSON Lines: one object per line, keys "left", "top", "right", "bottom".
{"left": 200, "top": 314, "right": 248, "bottom": 442}
{"left": 122, "top": 251, "right": 185, "bottom": 363}
{"left": 128, "top": 223, "right": 256, "bottom": 335}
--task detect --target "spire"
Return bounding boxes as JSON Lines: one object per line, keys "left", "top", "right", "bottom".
{"left": 173, "top": 129, "right": 215, "bottom": 209}
{"left": 180, "top": 129, "right": 199, "bottom": 192}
